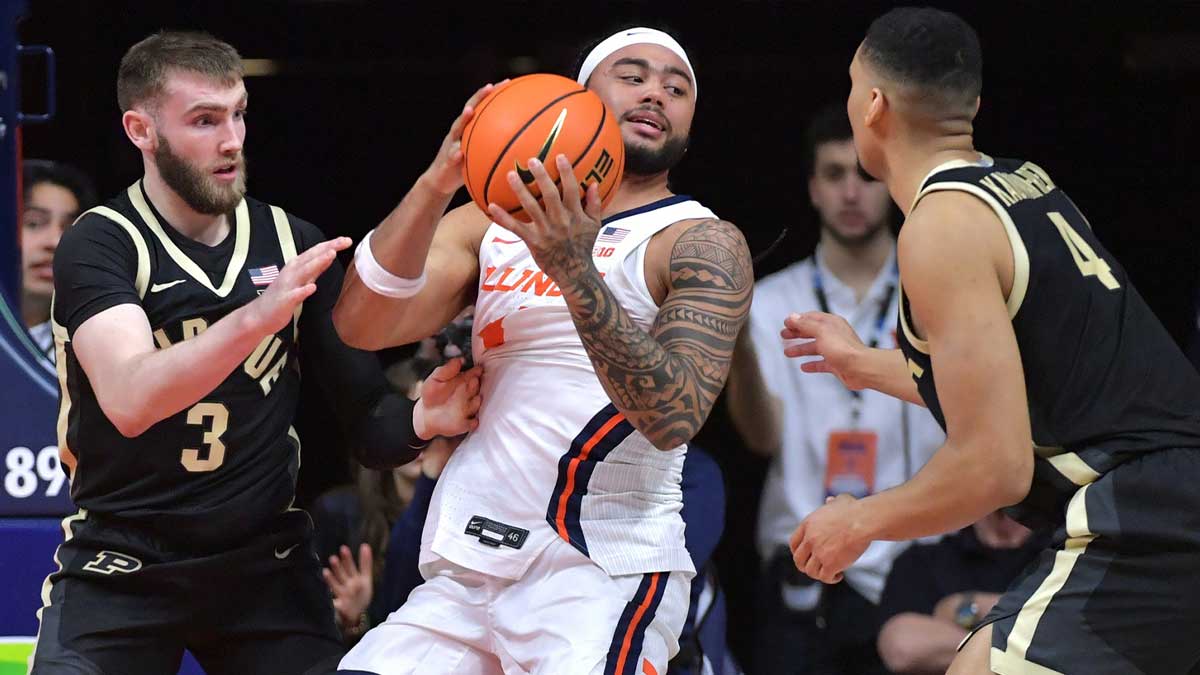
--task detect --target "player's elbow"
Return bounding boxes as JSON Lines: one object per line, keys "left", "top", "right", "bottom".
{"left": 105, "top": 405, "right": 151, "bottom": 438}
{"left": 332, "top": 302, "right": 387, "bottom": 351}
{"left": 983, "top": 443, "right": 1033, "bottom": 508}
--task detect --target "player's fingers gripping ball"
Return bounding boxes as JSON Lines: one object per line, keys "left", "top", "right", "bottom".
{"left": 462, "top": 73, "right": 624, "bottom": 222}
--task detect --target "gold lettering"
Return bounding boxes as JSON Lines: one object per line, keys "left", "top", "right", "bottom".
{"left": 244, "top": 335, "right": 283, "bottom": 379}
{"left": 181, "top": 318, "right": 208, "bottom": 340}
{"left": 980, "top": 175, "right": 1017, "bottom": 207}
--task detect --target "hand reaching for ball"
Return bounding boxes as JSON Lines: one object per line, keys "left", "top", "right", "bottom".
{"left": 422, "top": 81, "right": 508, "bottom": 196}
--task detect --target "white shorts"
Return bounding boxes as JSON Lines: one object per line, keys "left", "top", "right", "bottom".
{"left": 337, "top": 537, "right": 692, "bottom": 675}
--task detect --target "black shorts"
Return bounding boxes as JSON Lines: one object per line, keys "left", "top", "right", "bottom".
{"left": 974, "top": 448, "right": 1200, "bottom": 674}
{"left": 30, "top": 509, "right": 344, "bottom": 675}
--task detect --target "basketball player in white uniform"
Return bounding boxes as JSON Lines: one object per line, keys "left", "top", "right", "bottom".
{"left": 331, "top": 27, "right": 752, "bottom": 675}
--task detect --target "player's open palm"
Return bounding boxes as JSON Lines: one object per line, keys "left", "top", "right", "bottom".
{"left": 323, "top": 543, "right": 373, "bottom": 629}
{"left": 252, "top": 237, "right": 352, "bottom": 336}
{"left": 781, "top": 311, "right": 871, "bottom": 390}
{"left": 413, "top": 358, "right": 482, "bottom": 439}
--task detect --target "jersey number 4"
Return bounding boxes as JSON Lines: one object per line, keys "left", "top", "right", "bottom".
{"left": 1049, "top": 212, "right": 1120, "bottom": 290}
{"left": 181, "top": 402, "right": 229, "bottom": 472}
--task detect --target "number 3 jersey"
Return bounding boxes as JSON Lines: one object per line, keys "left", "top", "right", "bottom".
{"left": 895, "top": 156, "right": 1200, "bottom": 522}
{"left": 421, "top": 196, "right": 714, "bottom": 581}
{"left": 51, "top": 181, "right": 325, "bottom": 550}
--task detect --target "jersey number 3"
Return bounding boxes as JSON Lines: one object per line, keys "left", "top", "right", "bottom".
{"left": 181, "top": 402, "right": 229, "bottom": 472}
{"left": 1049, "top": 212, "right": 1120, "bottom": 290}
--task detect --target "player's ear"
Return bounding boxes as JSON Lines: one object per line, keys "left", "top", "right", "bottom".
{"left": 122, "top": 108, "right": 157, "bottom": 153}
{"left": 865, "top": 88, "right": 887, "bottom": 129}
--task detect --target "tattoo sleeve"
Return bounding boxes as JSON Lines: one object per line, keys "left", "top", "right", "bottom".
{"left": 559, "top": 219, "right": 753, "bottom": 449}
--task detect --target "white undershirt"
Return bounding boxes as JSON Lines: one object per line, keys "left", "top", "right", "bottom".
{"left": 747, "top": 247, "right": 946, "bottom": 603}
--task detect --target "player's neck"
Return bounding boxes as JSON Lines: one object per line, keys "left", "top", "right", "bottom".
{"left": 888, "top": 138, "right": 980, "bottom": 216}
{"left": 818, "top": 228, "right": 894, "bottom": 302}
{"left": 602, "top": 170, "right": 674, "bottom": 217}
{"left": 142, "top": 168, "right": 231, "bottom": 246}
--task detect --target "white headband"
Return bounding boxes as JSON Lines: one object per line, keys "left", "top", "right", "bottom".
{"left": 576, "top": 27, "right": 697, "bottom": 101}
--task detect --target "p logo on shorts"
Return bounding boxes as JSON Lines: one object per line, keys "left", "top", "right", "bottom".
{"left": 81, "top": 550, "right": 144, "bottom": 575}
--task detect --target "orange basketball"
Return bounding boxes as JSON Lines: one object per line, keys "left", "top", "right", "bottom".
{"left": 462, "top": 73, "right": 624, "bottom": 222}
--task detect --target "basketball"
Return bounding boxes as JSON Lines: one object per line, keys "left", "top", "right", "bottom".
{"left": 462, "top": 73, "right": 625, "bottom": 222}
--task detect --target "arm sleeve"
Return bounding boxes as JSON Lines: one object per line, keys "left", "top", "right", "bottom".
{"left": 877, "top": 544, "right": 943, "bottom": 624}
{"left": 52, "top": 214, "right": 142, "bottom": 337}
{"left": 372, "top": 473, "right": 437, "bottom": 622}
{"left": 293, "top": 216, "right": 423, "bottom": 469}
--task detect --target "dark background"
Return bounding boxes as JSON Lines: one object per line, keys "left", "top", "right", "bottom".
{"left": 17, "top": 0, "right": 1200, "bottom": 665}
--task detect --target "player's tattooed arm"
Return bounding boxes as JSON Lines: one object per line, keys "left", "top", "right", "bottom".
{"left": 560, "top": 219, "right": 753, "bottom": 450}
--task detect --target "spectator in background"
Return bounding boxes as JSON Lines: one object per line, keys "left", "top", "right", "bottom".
{"left": 20, "top": 160, "right": 96, "bottom": 361}
{"left": 725, "top": 104, "right": 944, "bottom": 675}
{"left": 315, "top": 313, "right": 474, "bottom": 643}
{"left": 875, "top": 511, "right": 1045, "bottom": 675}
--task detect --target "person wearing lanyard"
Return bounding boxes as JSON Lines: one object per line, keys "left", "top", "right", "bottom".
{"left": 726, "top": 104, "right": 945, "bottom": 675}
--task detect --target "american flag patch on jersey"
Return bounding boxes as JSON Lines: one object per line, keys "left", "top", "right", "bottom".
{"left": 595, "top": 226, "right": 630, "bottom": 244}
{"left": 248, "top": 265, "right": 279, "bottom": 286}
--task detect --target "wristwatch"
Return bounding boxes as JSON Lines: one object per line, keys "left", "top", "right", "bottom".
{"left": 955, "top": 592, "right": 980, "bottom": 630}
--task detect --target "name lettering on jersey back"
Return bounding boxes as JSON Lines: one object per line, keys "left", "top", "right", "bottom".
{"left": 481, "top": 266, "right": 606, "bottom": 297}
{"left": 152, "top": 317, "right": 290, "bottom": 396}
{"left": 979, "top": 162, "right": 1058, "bottom": 208}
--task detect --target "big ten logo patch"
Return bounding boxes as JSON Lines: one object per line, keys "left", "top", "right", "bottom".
{"left": 81, "top": 550, "right": 144, "bottom": 575}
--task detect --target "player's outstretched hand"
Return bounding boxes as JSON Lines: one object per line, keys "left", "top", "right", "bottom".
{"left": 781, "top": 311, "right": 871, "bottom": 390}
{"left": 323, "top": 543, "right": 373, "bottom": 631}
{"left": 252, "top": 237, "right": 352, "bottom": 336}
{"left": 423, "top": 81, "right": 507, "bottom": 195}
{"left": 487, "top": 153, "right": 603, "bottom": 286}
{"left": 413, "top": 358, "right": 482, "bottom": 440}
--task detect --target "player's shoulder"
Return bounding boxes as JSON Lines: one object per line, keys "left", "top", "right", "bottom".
{"left": 243, "top": 196, "right": 328, "bottom": 250}
{"left": 440, "top": 201, "right": 492, "bottom": 251}
{"left": 901, "top": 189, "right": 1003, "bottom": 255}
{"left": 62, "top": 193, "right": 142, "bottom": 252}
{"left": 659, "top": 216, "right": 750, "bottom": 259}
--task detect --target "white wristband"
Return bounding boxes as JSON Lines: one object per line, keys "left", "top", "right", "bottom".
{"left": 353, "top": 229, "right": 427, "bottom": 298}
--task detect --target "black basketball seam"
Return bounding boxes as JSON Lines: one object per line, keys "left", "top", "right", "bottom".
{"left": 462, "top": 82, "right": 509, "bottom": 199}
{"left": 483, "top": 87, "right": 588, "bottom": 207}
{"left": 502, "top": 95, "right": 614, "bottom": 215}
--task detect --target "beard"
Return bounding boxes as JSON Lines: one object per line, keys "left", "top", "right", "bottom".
{"left": 155, "top": 134, "right": 247, "bottom": 215}
{"left": 624, "top": 134, "right": 689, "bottom": 176}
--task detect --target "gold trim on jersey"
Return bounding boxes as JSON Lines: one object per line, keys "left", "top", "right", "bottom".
{"left": 127, "top": 182, "right": 250, "bottom": 298}
{"left": 83, "top": 205, "right": 151, "bottom": 299}
{"left": 897, "top": 280, "right": 930, "bottom": 355}
{"left": 50, "top": 314, "right": 78, "bottom": 474}
{"left": 30, "top": 509, "right": 89, "bottom": 667}
{"left": 992, "top": 484, "right": 1094, "bottom": 674}
{"left": 1047, "top": 452, "right": 1101, "bottom": 487}
{"left": 911, "top": 181, "right": 1031, "bottom": 319}
{"left": 269, "top": 205, "right": 303, "bottom": 337}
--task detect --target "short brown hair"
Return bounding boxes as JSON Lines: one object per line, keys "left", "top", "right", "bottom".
{"left": 117, "top": 31, "right": 243, "bottom": 111}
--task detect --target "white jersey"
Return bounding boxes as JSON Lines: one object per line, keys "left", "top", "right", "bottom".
{"left": 421, "top": 196, "right": 715, "bottom": 580}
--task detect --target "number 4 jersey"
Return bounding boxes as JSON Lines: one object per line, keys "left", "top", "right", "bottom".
{"left": 51, "top": 181, "right": 323, "bottom": 549}
{"left": 896, "top": 155, "right": 1200, "bottom": 522}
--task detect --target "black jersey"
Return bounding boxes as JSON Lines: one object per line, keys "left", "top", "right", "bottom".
{"left": 895, "top": 156, "right": 1200, "bottom": 514}
{"left": 52, "top": 181, "right": 336, "bottom": 549}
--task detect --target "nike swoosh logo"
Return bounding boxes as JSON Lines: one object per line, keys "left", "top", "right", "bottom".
{"left": 150, "top": 279, "right": 187, "bottom": 293}
{"left": 515, "top": 108, "right": 568, "bottom": 184}
{"left": 491, "top": 236, "right": 521, "bottom": 245}
{"left": 274, "top": 544, "right": 299, "bottom": 559}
